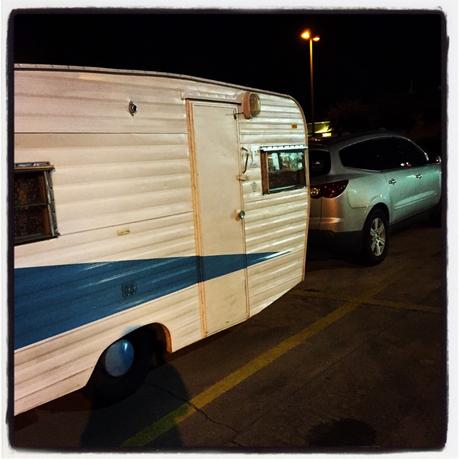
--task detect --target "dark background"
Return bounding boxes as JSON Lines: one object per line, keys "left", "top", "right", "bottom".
{"left": 11, "top": 9, "right": 445, "bottom": 153}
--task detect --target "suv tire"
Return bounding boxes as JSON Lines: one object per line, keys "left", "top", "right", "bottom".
{"left": 361, "top": 209, "right": 389, "bottom": 265}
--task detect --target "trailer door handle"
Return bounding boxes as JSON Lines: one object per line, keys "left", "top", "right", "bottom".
{"left": 241, "top": 147, "right": 249, "bottom": 173}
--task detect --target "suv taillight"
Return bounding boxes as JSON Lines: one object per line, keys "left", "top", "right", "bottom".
{"left": 310, "top": 180, "right": 349, "bottom": 199}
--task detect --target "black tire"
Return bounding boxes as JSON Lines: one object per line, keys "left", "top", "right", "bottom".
{"left": 361, "top": 209, "right": 389, "bottom": 265}
{"left": 84, "top": 327, "right": 161, "bottom": 407}
{"left": 430, "top": 198, "right": 442, "bottom": 227}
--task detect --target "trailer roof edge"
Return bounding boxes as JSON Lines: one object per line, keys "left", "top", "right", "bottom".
{"left": 14, "top": 63, "right": 296, "bottom": 102}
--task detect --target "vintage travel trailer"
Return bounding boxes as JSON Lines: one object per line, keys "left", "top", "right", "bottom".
{"left": 13, "top": 64, "right": 310, "bottom": 415}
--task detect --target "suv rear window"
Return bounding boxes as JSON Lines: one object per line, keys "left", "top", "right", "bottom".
{"left": 309, "top": 149, "right": 331, "bottom": 177}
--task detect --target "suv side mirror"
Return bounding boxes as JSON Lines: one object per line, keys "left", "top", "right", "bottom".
{"left": 428, "top": 154, "right": 441, "bottom": 164}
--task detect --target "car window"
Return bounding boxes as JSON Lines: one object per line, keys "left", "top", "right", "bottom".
{"left": 339, "top": 137, "right": 429, "bottom": 171}
{"left": 339, "top": 139, "right": 384, "bottom": 170}
{"left": 309, "top": 148, "right": 331, "bottom": 177}
{"left": 377, "top": 138, "right": 408, "bottom": 170}
{"left": 378, "top": 137, "right": 429, "bottom": 169}
{"left": 392, "top": 138, "right": 428, "bottom": 167}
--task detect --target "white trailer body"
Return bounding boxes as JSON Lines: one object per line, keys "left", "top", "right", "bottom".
{"left": 13, "top": 64, "right": 310, "bottom": 415}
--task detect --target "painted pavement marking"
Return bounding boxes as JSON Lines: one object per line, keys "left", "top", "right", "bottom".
{"left": 292, "top": 290, "right": 442, "bottom": 314}
{"left": 122, "top": 263, "right": 408, "bottom": 447}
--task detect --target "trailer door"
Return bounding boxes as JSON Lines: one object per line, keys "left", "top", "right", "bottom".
{"left": 190, "top": 101, "right": 248, "bottom": 335}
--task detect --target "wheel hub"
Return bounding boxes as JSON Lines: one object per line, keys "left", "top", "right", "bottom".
{"left": 370, "top": 217, "right": 386, "bottom": 257}
{"left": 103, "top": 339, "right": 135, "bottom": 377}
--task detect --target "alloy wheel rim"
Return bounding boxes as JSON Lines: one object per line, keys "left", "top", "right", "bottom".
{"left": 369, "top": 217, "right": 386, "bottom": 257}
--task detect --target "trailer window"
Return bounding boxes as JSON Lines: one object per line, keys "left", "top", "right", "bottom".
{"left": 261, "top": 149, "right": 306, "bottom": 194}
{"left": 14, "top": 163, "right": 58, "bottom": 245}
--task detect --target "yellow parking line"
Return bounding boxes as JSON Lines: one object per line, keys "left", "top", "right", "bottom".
{"left": 122, "top": 264, "right": 406, "bottom": 447}
{"left": 122, "top": 301, "right": 360, "bottom": 447}
{"left": 293, "top": 290, "right": 442, "bottom": 314}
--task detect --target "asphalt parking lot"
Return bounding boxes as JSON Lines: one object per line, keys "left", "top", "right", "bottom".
{"left": 11, "top": 219, "right": 447, "bottom": 452}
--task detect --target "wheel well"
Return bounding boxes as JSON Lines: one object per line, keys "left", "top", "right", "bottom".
{"left": 115, "top": 323, "right": 170, "bottom": 362}
{"left": 142, "top": 323, "right": 171, "bottom": 354}
{"left": 85, "top": 322, "right": 171, "bottom": 391}
{"left": 370, "top": 203, "right": 390, "bottom": 222}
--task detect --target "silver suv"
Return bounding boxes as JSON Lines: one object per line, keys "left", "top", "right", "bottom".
{"left": 308, "top": 132, "right": 442, "bottom": 264}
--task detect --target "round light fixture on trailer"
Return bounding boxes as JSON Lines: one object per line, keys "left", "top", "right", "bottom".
{"left": 242, "top": 92, "right": 261, "bottom": 119}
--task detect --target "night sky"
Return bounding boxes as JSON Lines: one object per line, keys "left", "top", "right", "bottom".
{"left": 11, "top": 10, "right": 444, "bottom": 122}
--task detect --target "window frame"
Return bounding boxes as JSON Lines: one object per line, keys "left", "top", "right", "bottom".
{"left": 14, "top": 162, "right": 58, "bottom": 245}
{"left": 260, "top": 146, "right": 307, "bottom": 195}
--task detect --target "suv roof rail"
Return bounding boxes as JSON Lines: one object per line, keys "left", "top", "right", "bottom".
{"left": 308, "top": 128, "right": 405, "bottom": 148}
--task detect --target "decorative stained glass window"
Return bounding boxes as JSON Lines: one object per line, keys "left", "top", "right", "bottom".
{"left": 261, "top": 148, "right": 306, "bottom": 194}
{"left": 14, "top": 163, "right": 58, "bottom": 245}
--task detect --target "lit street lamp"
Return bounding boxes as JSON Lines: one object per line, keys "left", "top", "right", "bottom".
{"left": 300, "top": 29, "right": 320, "bottom": 137}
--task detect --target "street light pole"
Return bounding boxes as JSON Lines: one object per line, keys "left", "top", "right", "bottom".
{"left": 309, "top": 38, "right": 315, "bottom": 137}
{"left": 300, "top": 30, "right": 320, "bottom": 137}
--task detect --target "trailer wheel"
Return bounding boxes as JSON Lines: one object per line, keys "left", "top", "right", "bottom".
{"left": 84, "top": 327, "right": 161, "bottom": 406}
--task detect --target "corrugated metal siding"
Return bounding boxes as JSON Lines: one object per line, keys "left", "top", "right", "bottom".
{"left": 13, "top": 67, "right": 308, "bottom": 414}
{"left": 247, "top": 250, "right": 304, "bottom": 315}
{"left": 14, "top": 285, "right": 201, "bottom": 414}
{"left": 14, "top": 67, "right": 309, "bottom": 322}
{"left": 15, "top": 213, "right": 196, "bottom": 268}
{"left": 15, "top": 71, "right": 306, "bottom": 141}
{"left": 15, "top": 133, "right": 193, "bottom": 235}
{"left": 14, "top": 70, "right": 204, "bottom": 414}
{"left": 15, "top": 71, "right": 187, "bottom": 133}
{"left": 15, "top": 69, "right": 308, "bottom": 316}
{"left": 239, "top": 94, "right": 306, "bottom": 145}
{"left": 15, "top": 70, "right": 243, "bottom": 134}
{"left": 239, "top": 93, "right": 308, "bottom": 316}
{"left": 244, "top": 192, "right": 308, "bottom": 315}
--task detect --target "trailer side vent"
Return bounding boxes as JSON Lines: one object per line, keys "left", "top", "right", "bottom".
{"left": 14, "top": 162, "right": 58, "bottom": 245}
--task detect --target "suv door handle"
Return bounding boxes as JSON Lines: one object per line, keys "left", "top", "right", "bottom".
{"left": 416, "top": 174, "right": 423, "bottom": 179}
{"left": 388, "top": 178, "right": 397, "bottom": 185}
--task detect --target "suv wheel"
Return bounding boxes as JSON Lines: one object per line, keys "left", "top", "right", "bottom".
{"left": 361, "top": 209, "right": 389, "bottom": 265}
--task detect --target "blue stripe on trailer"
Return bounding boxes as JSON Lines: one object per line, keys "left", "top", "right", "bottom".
{"left": 14, "top": 253, "right": 280, "bottom": 349}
